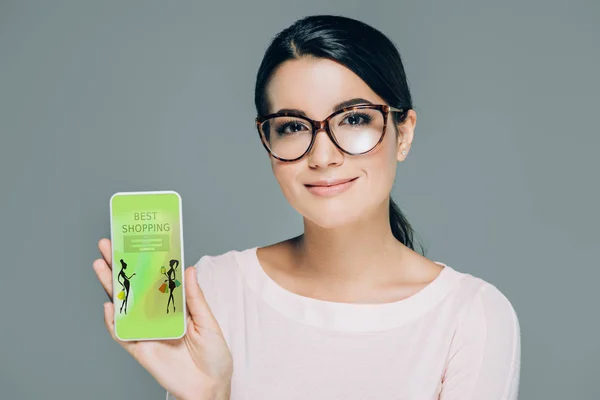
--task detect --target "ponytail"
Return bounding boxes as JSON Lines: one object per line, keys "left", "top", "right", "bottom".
{"left": 389, "top": 197, "right": 426, "bottom": 255}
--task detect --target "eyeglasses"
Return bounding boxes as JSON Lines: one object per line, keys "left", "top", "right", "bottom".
{"left": 255, "top": 104, "right": 408, "bottom": 162}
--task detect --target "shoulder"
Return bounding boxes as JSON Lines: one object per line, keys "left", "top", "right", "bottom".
{"left": 193, "top": 246, "right": 253, "bottom": 281}
{"left": 447, "top": 267, "right": 521, "bottom": 345}
{"left": 194, "top": 247, "right": 250, "bottom": 272}
{"left": 191, "top": 247, "right": 256, "bottom": 298}
{"left": 464, "top": 272, "right": 518, "bottom": 325}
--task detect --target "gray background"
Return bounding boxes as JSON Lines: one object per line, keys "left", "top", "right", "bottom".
{"left": 1, "top": 0, "right": 598, "bottom": 399}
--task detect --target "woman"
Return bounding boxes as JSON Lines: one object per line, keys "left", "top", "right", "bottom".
{"left": 162, "top": 259, "right": 180, "bottom": 313}
{"left": 116, "top": 258, "right": 135, "bottom": 315}
{"left": 93, "top": 15, "right": 520, "bottom": 400}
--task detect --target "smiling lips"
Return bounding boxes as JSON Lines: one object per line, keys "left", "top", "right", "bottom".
{"left": 304, "top": 177, "right": 359, "bottom": 197}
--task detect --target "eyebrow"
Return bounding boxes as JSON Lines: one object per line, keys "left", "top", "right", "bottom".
{"left": 274, "top": 98, "right": 374, "bottom": 117}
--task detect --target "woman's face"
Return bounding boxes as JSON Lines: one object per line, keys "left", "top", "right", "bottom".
{"left": 265, "top": 57, "right": 415, "bottom": 229}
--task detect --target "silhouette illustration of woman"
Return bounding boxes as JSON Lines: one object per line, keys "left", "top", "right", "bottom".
{"left": 162, "top": 259, "right": 179, "bottom": 313}
{"left": 117, "top": 259, "right": 136, "bottom": 314}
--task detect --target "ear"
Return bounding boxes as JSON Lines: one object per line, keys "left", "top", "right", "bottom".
{"left": 396, "top": 109, "right": 416, "bottom": 162}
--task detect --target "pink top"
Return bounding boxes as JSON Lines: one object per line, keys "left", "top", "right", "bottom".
{"left": 167, "top": 247, "right": 521, "bottom": 399}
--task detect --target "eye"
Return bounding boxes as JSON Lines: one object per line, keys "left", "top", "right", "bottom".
{"left": 275, "top": 119, "right": 310, "bottom": 135}
{"left": 341, "top": 112, "right": 372, "bottom": 126}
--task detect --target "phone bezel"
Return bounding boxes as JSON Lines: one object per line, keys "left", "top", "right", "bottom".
{"left": 109, "top": 190, "right": 187, "bottom": 341}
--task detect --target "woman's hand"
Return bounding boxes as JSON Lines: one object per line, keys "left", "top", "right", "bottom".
{"left": 93, "top": 238, "right": 233, "bottom": 400}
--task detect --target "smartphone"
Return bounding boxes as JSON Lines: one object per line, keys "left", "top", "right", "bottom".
{"left": 109, "top": 190, "right": 187, "bottom": 341}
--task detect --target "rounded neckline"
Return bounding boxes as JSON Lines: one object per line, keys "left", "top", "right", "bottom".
{"left": 242, "top": 246, "right": 462, "bottom": 332}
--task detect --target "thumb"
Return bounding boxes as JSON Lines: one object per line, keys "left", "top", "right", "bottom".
{"left": 184, "top": 266, "right": 221, "bottom": 332}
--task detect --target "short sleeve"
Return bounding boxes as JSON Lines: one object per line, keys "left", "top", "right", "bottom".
{"left": 165, "top": 255, "right": 217, "bottom": 400}
{"left": 439, "top": 283, "right": 521, "bottom": 399}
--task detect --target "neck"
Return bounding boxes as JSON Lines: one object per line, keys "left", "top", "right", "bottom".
{"left": 292, "top": 199, "right": 408, "bottom": 284}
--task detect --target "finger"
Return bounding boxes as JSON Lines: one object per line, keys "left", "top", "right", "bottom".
{"left": 103, "top": 302, "right": 137, "bottom": 354}
{"left": 98, "top": 238, "right": 112, "bottom": 269}
{"left": 185, "top": 266, "right": 221, "bottom": 332}
{"left": 93, "top": 258, "right": 113, "bottom": 300}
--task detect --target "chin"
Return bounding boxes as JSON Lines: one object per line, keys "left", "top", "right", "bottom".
{"left": 301, "top": 204, "right": 366, "bottom": 229}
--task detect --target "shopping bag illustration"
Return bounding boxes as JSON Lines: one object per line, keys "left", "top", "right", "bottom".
{"left": 158, "top": 282, "right": 167, "bottom": 293}
{"left": 175, "top": 279, "right": 181, "bottom": 288}
{"left": 117, "top": 290, "right": 126, "bottom": 300}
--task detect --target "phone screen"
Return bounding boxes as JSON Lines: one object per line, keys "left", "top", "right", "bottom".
{"left": 110, "top": 190, "right": 186, "bottom": 341}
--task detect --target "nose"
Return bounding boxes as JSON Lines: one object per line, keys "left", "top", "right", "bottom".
{"left": 307, "top": 127, "right": 344, "bottom": 169}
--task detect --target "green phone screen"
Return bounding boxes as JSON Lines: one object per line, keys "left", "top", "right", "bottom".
{"left": 110, "top": 191, "right": 186, "bottom": 340}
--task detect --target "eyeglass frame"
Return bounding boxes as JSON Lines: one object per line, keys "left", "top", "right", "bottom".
{"left": 255, "top": 104, "right": 409, "bottom": 162}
